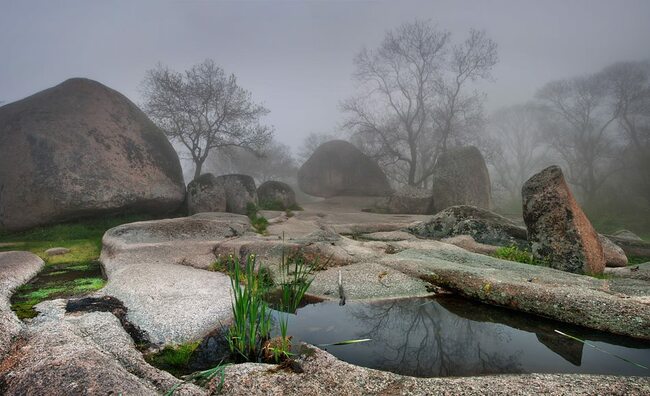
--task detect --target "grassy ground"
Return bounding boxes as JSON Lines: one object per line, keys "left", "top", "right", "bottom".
{"left": 0, "top": 215, "right": 156, "bottom": 318}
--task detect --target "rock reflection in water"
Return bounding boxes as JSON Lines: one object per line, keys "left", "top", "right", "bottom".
{"left": 282, "top": 296, "right": 650, "bottom": 377}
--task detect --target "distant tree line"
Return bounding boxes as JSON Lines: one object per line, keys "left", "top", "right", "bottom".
{"left": 488, "top": 60, "right": 650, "bottom": 233}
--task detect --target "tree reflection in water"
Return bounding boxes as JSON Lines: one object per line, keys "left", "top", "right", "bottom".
{"left": 348, "top": 297, "right": 523, "bottom": 376}
{"left": 282, "top": 295, "right": 650, "bottom": 377}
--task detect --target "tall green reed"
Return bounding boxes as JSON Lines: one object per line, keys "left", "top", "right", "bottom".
{"left": 226, "top": 254, "right": 272, "bottom": 361}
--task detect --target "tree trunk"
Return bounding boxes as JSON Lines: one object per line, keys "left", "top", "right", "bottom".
{"left": 193, "top": 158, "right": 205, "bottom": 181}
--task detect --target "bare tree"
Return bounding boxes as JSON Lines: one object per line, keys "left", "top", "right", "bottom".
{"left": 600, "top": 60, "right": 650, "bottom": 200}
{"left": 342, "top": 20, "right": 497, "bottom": 187}
{"left": 536, "top": 74, "right": 620, "bottom": 203}
{"left": 207, "top": 140, "right": 297, "bottom": 184}
{"left": 297, "top": 131, "right": 339, "bottom": 165}
{"left": 488, "top": 103, "right": 550, "bottom": 207}
{"left": 141, "top": 59, "right": 273, "bottom": 181}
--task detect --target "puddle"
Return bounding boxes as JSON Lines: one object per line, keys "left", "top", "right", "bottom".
{"left": 284, "top": 296, "right": 650, "bottom": 377}
{"left": 10, "top": 260, "right": 106, "bottom": 319}
{"left": 163, "top": 295, "right": 650, "bottom": 378}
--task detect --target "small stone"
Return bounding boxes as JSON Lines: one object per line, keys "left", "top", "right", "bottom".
{"left": 44, "top": 247, "right": 71, "bottom": 256}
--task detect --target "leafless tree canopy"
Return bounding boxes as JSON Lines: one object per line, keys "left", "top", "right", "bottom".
{"left": 342, "top": 20, "right": 497, "bottom": 187}
{"left": 297, "top": 131, "right": 339, "bottom": 165}
{"left": 536, "top": 73, "right": 622, "bottom": 201}
{"left": 207, "top": 140, "right": 297, "bottom": 184}
{"left": 488, "top": 103, "right": 550, "bottom": 206}
{"left": 141, "top": 59, "right": 274, "bottom": 181}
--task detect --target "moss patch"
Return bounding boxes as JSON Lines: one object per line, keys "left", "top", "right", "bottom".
{"left": 1, "top": 215, "right": 156, "bottom": 319}
{"left": 145, "top": 341, "right": 201, "bottom": 377}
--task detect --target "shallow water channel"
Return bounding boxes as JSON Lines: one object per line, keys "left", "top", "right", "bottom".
{"left": 188, "top": 295, "right": 650, "bottom": 378}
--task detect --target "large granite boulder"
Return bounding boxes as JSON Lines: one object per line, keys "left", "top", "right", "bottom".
{"left": 215, "top": 174, "right": 258, "bottom": 215}
{"left": 408, "top": 205, "right": 528, "bottom": 248}
{"left": 522, "top": 166, "right": 605, "bottom": 275}
{"left": 0, "top": 78, "right": 185, "bottom": 232}
{"left": 257, "top": 180, "right": 297, "bottom": 210}
{"left": 380, "top": 186, "right": 434, "bottom": 215}
{"left": 430, "top": 146, "right": 491, "bottom": 213}
{"left": 186, "top": 173, "right": 226, "bottom": 214}
{"left": 298, "top": 140, "right": 392, "bottom": 197}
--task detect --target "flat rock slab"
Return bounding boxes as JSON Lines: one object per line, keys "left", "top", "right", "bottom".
{"left": 0, "top": 251, "right": 44, "bottom": 359}
{"left": 381, "top": 243, "right": 650, "bottom": 340}
{"left": 358, "top": 231, "right": 417, "bottom": 241}
{"left": 606, "top": 262, "right": 650, "bottom": 282}
{"left": 220, "top": 345, "right": 650, "bottom": 396}
{"left": 309, "top": 262, "right": 432, "bottom": 301}
{"left": 100, "top": 213, "right": 250, "bottom": 345}
{"left": 0, "top": 299, "right": 202, "bottom": 396}
{"left": 99, "top": 263, "right": 233, "bottom": 346}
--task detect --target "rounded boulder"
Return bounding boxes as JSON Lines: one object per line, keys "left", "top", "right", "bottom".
{"left": 298, "top": 140, "right": 392, "bottom": 198}
{"left": 257, "top": 181, "right": 297, "bottom": 210}
{"left": 0, "top": 78, "right": 185, "bottom": 232}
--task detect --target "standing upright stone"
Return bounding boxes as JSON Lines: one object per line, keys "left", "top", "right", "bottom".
{"left": 522, "top": 166, "right": 605, "bottom": 275}
{"left": 215, "top": 174, "right": 258, "bottom": 215}
{"left": 298, "top": 140, "right": 392, "bottom": 198}
{"left": 186, "top": 173, "right": 227, "bottom": 214}
{"left": 430, "top": 146, "right": 491, "bottom": 213}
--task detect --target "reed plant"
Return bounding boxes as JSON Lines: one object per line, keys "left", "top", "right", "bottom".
{"left": 226, "top": 254, "right": 272, "bottom": 361}
{"left": 272, "top": 249, "right": 317, "bottom": 362}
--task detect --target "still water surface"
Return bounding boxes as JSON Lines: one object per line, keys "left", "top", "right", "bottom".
{"left": 279, "top": 296, "right": 650, "bottom": 377}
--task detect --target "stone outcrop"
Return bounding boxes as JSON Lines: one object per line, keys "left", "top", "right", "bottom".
{"left": 408, "top": 205, "right": 528, "bottom": 248}
{"left": 100, "top": 213, "right": 250, "bottom": 344}
{"left": 219, "top": 345, "right": 650, "bottom": 396}
{"left": 522, "top": 166, "right": 605, "bottom": 275}
{"left": 379, "top": 186, "right": 434, "bottom": 215}
{"left": 257, "top": 181, "right": 297, "bottom": 210}
{"left": 186, "top": 173, "right": 227, "bottom": 215}
{"left": 298, "top": 140, "right": 392, "bottom": 198}
{"left": 215, "top": 174, "right": 258, "bottom": 215}
{"left": 0, "top": 300, "right": 203, "bottom": 396}
{"left": 0, "top": 78, "right": 185, "bottom": 232}
{"left": 430, "top": 146, "right": 491, "bottom": 213}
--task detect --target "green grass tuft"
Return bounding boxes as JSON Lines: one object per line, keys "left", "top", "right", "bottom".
{"left": 493, "top": 245, "right": 541, "bottom": 265}
{"left": 146, "top": 341, "right": 201, "bottom": 377}
{"left": 246, "top": 203, "right": 269, "bottom": 234}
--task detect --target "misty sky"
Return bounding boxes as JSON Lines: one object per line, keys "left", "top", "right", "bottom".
{"left": 2, "top": 0, "right": 650, "bottom": 153}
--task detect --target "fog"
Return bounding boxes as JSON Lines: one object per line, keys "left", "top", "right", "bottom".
{"left": 2, "top": 0, "right": 649, "bottom": 148}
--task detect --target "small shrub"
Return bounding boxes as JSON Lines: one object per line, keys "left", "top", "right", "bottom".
{"left": 246, "top": 203, "right": 269, "bottom": 234}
